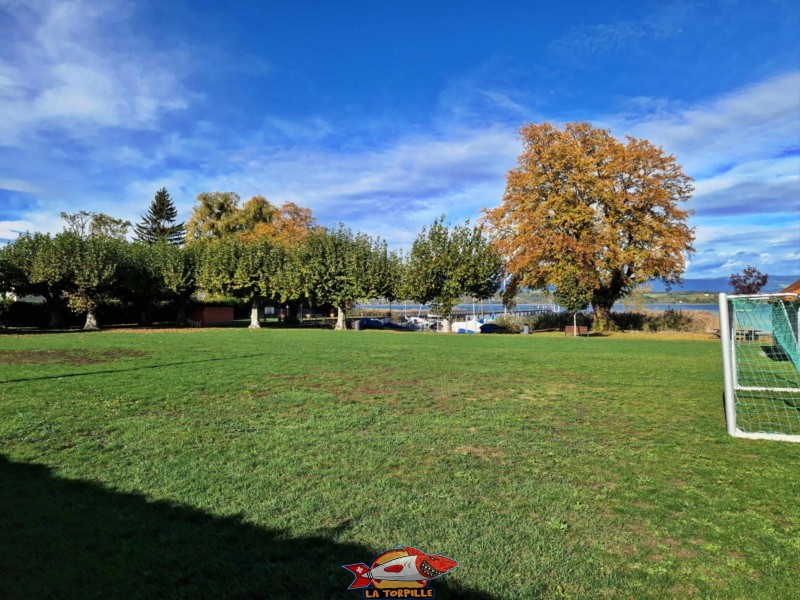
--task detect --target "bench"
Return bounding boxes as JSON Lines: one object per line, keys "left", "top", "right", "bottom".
{"left": 735, "top": 328, "right": 758, "bottom": 342}
{"left": 564, "top": 325, "right": 589, "bottom": 336}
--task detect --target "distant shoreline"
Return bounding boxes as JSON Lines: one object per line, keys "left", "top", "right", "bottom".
{"left": 359, "top": 302, "right": 721, "bottom": 313}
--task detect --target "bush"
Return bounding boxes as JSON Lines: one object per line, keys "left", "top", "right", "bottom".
{"left": 0, "top": 299, "right": 202, "bottom": 329}
{"left": 609, "top": 311, "right": 644, "bottom": 331}
{"left": 494, "top": 309, "right": 719, "bottom": 334}
{"left": 495, "top": 311, "right": 593, "bottom": 332}
{"left": 0, "top": 296, "right": 14, "bottom": 326}
{"left": 3, "top": 301, "right": 62, "bottom": 328}
{"left": 614, "top": 309, "right": 718, "bottom": 333}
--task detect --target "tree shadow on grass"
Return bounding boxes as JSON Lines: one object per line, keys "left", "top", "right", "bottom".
{"left": 760, "top": 345, "right": 791, "bottom": 362}
{"left": 0, "top": 456, "right": 497, "bottom": 600}
{"left": 0, "top": 353, "right": 275, "bottom": 385}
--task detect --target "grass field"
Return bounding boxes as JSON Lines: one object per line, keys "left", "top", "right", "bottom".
{"left": 1, "top": 328, "right": 799, "bottom": 599}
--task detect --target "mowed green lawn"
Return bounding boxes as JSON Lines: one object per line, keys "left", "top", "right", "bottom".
{"left": 1, "top": 328, "right": 798, "bottom": 599}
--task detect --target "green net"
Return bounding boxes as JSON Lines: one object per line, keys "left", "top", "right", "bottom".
{"left": 729, "top": 295, "right": 800, "bottom": 436}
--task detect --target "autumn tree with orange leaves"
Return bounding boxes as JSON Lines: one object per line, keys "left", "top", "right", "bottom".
{"left": 238, "top": 201, "right": 317, "bottom": 247}
{"left": 186, "top": 193, "right": 317, "bottom": 248}
{"left": 484, "top": 122, "right": 695, "bottom": 330}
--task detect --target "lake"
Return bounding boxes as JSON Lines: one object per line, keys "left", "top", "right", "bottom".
{"left": 362, "top": 302, "right": 720, "bottom": 314}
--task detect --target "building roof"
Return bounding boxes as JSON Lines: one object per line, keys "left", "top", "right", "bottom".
{"left": 779, "top": 279, "right": 800, "bottom": 294}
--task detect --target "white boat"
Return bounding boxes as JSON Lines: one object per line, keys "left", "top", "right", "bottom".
{"left": 404, "top": 315, "right": 443, "bottom": 331}
{"left": 452, "top": 314, "right": 496, "bottom": 334}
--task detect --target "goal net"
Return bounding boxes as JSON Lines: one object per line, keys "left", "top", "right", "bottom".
{"left": 719, "top": 293, "right": 800, "bottom": 442}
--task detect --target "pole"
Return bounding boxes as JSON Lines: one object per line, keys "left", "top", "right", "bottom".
{"left": 719, "top": 293, "right": 738, "bottom": 437}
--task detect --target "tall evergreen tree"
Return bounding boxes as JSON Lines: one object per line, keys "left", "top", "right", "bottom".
{"left": 134, "top": 188, "right": 185, "bottom": 245}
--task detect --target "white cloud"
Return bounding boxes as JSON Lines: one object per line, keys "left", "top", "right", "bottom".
{"left": 609, "top": 71, "right": 800, "bottom": 178}
{"left": 0, "top": 0, "right": 192, "bottom": 145}
{"left": 118, "top": 125, "right": 521, "bottom": 248}
{"left": 550, "top": 3, "right": 692, "bottom": 58}
{"left": 600, "top": 70, "right": 800, "bottom": 274}
{"left": 689, "top": 156, "right": 800, "bottom": 216}
{"left": 0, "top": 178, "right": 40, "bottom": 194}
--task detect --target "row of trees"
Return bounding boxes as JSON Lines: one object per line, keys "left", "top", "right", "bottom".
{"left": 0, "top": 229, "right": 196, "bottom": 330}
{"left": 4, "top": 121, "right": 706, "bottom": 333}
{"left": 0, "top": 204, "right": 502, "bottom": 331}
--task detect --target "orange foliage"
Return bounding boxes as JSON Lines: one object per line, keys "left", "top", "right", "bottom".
{"left": 238, "top": 202, "right": 318, "bottom": 247}
{"left": 483, "top": 121, "right": 695, "bottom": 326}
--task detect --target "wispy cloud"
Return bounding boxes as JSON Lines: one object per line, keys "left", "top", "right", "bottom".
{"left": 689, "top": 222, "right": 800, "bottom": 275}
{"left": 550, "top": 3, "right": 692, "bottom": 58}
{"left": 603, "top": 71, "right": 800, "bottom": 275}
{"left": 123, "top": 125, "right": 521, "bottom": 245}
{"left": 436, "top": 57, "right": 540, "bottom": 125}
{"left": 0, "top": 0, "right": 193, "bottom": 146}
{"left": 613, "top": 71, "right": 800, "bottom": 178}
{"left": 690, "top": 159, "right": 800, "bottom": 216}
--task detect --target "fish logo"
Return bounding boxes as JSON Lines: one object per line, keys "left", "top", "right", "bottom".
{"left": 343, "top": 546, "right": 458, "bottom": 598}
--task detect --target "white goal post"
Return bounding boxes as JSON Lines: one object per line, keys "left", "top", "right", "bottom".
{"left": 719, "top": 292, "right": 800, "bottom": 442}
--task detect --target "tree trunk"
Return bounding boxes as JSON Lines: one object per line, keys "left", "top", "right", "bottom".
{"left": 139, "top": 306, "right": 153, "bottom": 326}
{"left": 335, "top": 306, "right": 346, "bottom": 330}
{"left": 249, "top": 298, "right": 261, "bottom": 329}
{"left": 592, "top": 277, "right": 623, "bottom": 332}
{"left": 175, "top": 301, "right": 188, "bottom": 327}
{"left": 44, "top": 295, "right": 66, "bottom": 329}
{"left": 84, "top": 307, "right": 99, "bottom": 331}
{"left": 573, "top": 312, "right": 578, "bottom": 336}
{"left": 592, "top": 302, "right": 613, "bottom": 332}
{"left": 441, "top": 317, "right": 452, "bottom": 333}
{"left": 285, "top": 300, "right": 300, "bottom": 325}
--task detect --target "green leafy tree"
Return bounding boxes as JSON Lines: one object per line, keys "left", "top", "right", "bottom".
{"left": 2, "top": 233, "right": 72, "bottom": 328}
{"left": 232, "top": 195, "right": 278, "bottom": 232}
{"left": 59, "top": 211, "right": 93, "bottom": 238}
{"left": 301, "top": 225, "right": 376, "bottom": 330}
{"left": 405, "top": 218, "right": 457, "bottom": 331}
{"left": 461, "top": 224, "right": 504, "bottom": 302}
{"left": 197, "top": 237, "right": 282, "bottom": 328}
{"left": 155, "top": 243, "right": 199, "bottom": 325}
{"left": 119, "top": 243, "right": 163, "bottom": 325}
{"left": 0, "top": 293, "right": 12, "bottom": 325}
{"left": 89, "top": 213, "right": 131, "bottom": 240}
{"left": 185, "top": 192, "right": 242, "bottom": 240}
{"left": 270, "top": 245, "right": 308, "bottom": 323}
{"left": 133, "top": 187, "right": 185, "bottom": 245}
{"left": 378, "top": 249, "right": 405, "bottom": 312}
{"left": 405, "top": 217, "right": 503, "bottom": 332}
{"left": 553, "top": 269, "right": 593, "bottom": 335}
{"left": 53, "top": 232, "right": 125, "bottom": 330}
{"left": 60, "top": 211, "right": 131, "bottom": 240}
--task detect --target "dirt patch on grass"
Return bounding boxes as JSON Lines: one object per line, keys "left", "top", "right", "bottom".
{"left": 0, "top": 349, "right": 148, "bottom": 365}
{"left": 669, "top": 583, "right": 700, "bottom": 597}
{"left": 454, "top": 445, "right": 503, "bottom": 460}
{"left": 393, "top": 379, "right": 424, "bottom": 386}
{"left": 542, "top": 368, "right": 582, "bottom": 377}
{"left": 100, "top": 327, "right": 210, "bottom": 334}
{"left": 612, "top": 331, "right": 717, "bottom": 342}
{"left": 354, "top": 384, "right": 393, "bottom": 396}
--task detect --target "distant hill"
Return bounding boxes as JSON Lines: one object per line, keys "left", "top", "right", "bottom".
{"left": 649, "top": 275, "right": 800, "bottom": 293}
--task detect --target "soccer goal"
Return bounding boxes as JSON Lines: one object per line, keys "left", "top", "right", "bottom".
{"left": 719, "top": 292, "right": 800, "bottom": 442}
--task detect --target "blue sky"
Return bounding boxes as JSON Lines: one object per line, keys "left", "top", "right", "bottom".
{"left": 1, "top": 0, "right": 798, "bottom": 278}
